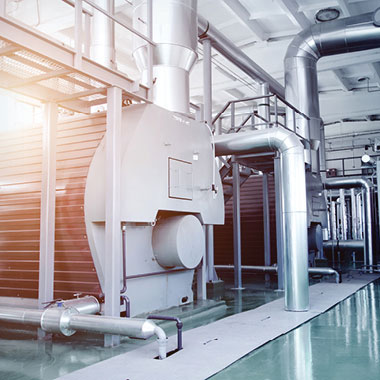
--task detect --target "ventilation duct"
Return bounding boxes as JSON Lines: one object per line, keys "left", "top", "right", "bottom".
{"left": 133, "top": 0, "right": 198, "bottom": 114}
{"left": 285, "top": 9, "right": 380, "bottom": 171}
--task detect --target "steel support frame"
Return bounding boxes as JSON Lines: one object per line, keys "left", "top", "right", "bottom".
{"left": 38, "top": 102, "right": 58, "bottom": 315}
{"left": 104, "top": 86, "right": 122, "bottom": 347}
{"left": 232, "top": 158, "right": 243, "bottom": 289}
{"left": 377, "top": 160, "right": 380, "bottom": 240}
{"left": 262, "top": 173, "right": 271, "bottom": 285}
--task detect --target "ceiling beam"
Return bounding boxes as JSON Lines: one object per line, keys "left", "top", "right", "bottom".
{"left": 221, "top": 0, "right": 268, "bottom": 41}
{"left": 276, "top": 0, "right": 311, "bottom": 29}
{"left": 332, "top": 69, "right": 352, "bottom": 91}
{"left": 320, "top": 90, "right": 380, "bottom": 123}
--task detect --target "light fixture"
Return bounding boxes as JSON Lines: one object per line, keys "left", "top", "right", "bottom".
{"left": 361, "top": 154, "right": 376, "bottom": 165}
{"left": 316, "top": 8, "right": 340, "bottom": 22}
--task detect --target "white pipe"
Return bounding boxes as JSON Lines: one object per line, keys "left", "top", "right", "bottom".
{"left": 91, "top": 0, "right": 115, "bottom": 69}
{"left": 214, "top": 127, "right": 309, "bottom": 311}
{"left": 0, "top": 301, "right": 167, "bottom": 359}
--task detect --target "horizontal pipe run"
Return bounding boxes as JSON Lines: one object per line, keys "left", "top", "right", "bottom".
{"left": 198, "top": 16, "right": 285, "bottom": 98}
{"left": 215, "top": 265, "right": 341, "bottom": 284}
{"left": 323, "top": 240, "right": 365, "bottom": 252}
{"left": 0, "top": 299, "right": 167, "bottom": 359}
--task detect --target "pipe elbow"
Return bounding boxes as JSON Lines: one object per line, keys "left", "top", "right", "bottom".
{"left": 154, "top": 325, "right": 167, "bottom": 359}
{"left": 285, "top": 27, "right": 320, "bottom": 62}
{"left": 269, "top": 128, "right": 304, "bottom": 155}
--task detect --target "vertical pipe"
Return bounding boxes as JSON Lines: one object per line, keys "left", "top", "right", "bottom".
{"left": 202, "top": 37, "right": 215, "bottom": 284}
{"left": 351, "top": 188, "right": 358, "bottom": 240}
{"left": 331, "top": 201, "right": 337, "bottom": 241}
{"left": 104, "top": 87, "right": 122, "bottom": 347}
{"left": 232, "top": 158, "right": 243, "bottom": 289}
{"left": 0, "top": 0, "right": 5, "bottom": 17}
{"left": 91, "top": 0, "right": 115, "bottom": 69}
{"left": 146, "top": 0, "right": 153, "bottom": 101}
{"left": 274, "top": 156, "right": 284, "bottom": 290}
{"left": 74, "top": 0, "right": 83, "bottom": 68}
{"left": 357, "top": 192, "right": 363, "bottom": 239}
{"left": 230, "top": 102, "right": 235, "bottom": 131}
{"left": 340, "top": 189, "right": 347, "bottom": 240}
{"left": 84, "top": 13, "right": 91, "bottom": 58}
{"left": 258, "top": 83, "right": 270, "bottom": 127}
{"left": 38, "top": 103, "right": 58, "bottom": 314}
{"left": 262, "top": 173, "right": 271, "bottom": 285}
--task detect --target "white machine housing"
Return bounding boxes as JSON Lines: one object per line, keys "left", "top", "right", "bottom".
{"left": 85, "top": 103, "right": 224, "bottom": 316}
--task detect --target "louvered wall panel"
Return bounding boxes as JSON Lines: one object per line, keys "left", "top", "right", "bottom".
{"left": 0, "top": 113, "right": 106, "bottom": 299}
{"left": 215, "top": 175, "right": 277, "bottom": 266}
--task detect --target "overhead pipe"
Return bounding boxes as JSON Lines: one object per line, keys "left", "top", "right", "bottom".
{"left": 214, "top": 127, "right": 309, "bottom": 311}
{"left": 214, "top": 265, "right": 341, "bottom": 284}
{"left": 324, "top": 178, "right": 373, "bottom": 267}
{"left": 198, "top": 16, "right": 285, "bottom": 99}
{"left": 285, "top": 8, "right": 380, "bottom": 172}
{"left": 0, "top": 303, "right": 167, "bottom": 359}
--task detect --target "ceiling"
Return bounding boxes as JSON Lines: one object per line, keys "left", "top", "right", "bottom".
{"left": 4, "top": 0, "right": 380, "bottom": 130}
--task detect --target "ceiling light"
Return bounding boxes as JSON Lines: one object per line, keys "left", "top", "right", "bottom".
{"left": 315, "top": 8, "right": 340, "bottom": 22}
{"left": 358, "top": 77, "right": 369, "bottom": 82}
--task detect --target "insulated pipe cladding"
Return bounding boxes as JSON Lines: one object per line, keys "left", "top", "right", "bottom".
{"left": 285, "top": 8, "right": 380, "bottom": 171}
{"left": 324, "top": 178, "right": 373, "bottom": 268}
{"left": 214, "top": 128, "right": 309, "bottom": 311}
{"left": 0, "top": 299, "right": 167, "bottom": 359}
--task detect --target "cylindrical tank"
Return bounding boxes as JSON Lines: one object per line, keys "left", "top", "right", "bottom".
{"left": 133, "top": 0, "right": 198, "bottom": 114}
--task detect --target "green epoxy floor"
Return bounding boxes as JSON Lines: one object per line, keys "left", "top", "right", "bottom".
{"left": 0, "top": 276, "right": 282, "bottom": 380}
{"left": 210, "top": 279, "right": 380, "bottom": 380}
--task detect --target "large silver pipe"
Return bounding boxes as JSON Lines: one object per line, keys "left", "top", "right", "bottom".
{"left": 52, "top": 296, "right": 100, "bottom": 315}
{"left": 0, "top": 303, "right": 167, "bottom": 359}
{"left": 133, "top": 0, "right": 198, "bottom": 114}
{"left": 198, "top": 16, "right": 285, "bottom": 98}
{"left": 285, "top": 9, "right": 380, "bottom": 171}
{"left": 325, "top": 178, "right": 373, "bottom": 267}
{"left": 91, "top": 0, "right": 115, "bottom": 69}
{"left": 214, "top": 265, "right": 340, "bottom": 284}
{"left": 214, "top": 127, "right": 309, "bottom": 311}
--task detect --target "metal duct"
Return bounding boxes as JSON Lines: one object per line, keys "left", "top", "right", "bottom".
{"left": 91, "top": 0, "right": 115, "bottom": 69}
{"left": 214, "top": 128, "right": 309, "bottom": 311}
{"left": 133, "top": 0, "right": 198, "bottom": 114}
{"left": 198, "top": 16, "right": 285, "bottom": 99}
{"left": 324, "top": 178, "right": 373, "bottom": 267}
{"left": 285, "top": 9, "right": 380, "bottom": 171}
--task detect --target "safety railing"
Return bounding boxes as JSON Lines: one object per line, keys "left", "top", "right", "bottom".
{"left": 212, "top": 93, "right": 311, "bottom": 144}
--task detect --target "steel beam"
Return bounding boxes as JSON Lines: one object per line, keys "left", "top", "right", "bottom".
{"left": 377, "top": 160, "right": 380, "bottom": 240}
{"left": 197, "top": 227, "right": 207, "bottom": 300}
{"left": 232, "top": 158, "right": 243, "bottom": 289}
{"left": 262, "top": 173, "right": 271, "bottom": 285}
{"left": 38, "top": 102, "right": 58, "bottom": 314}
{"left": 104, "top": 86, "right": 122, "bottom": 347}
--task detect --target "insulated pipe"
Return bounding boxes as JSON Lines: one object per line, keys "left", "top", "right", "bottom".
{"left": 285, "top": 9, "right": 380, "bottom": 171}
{"left": 91, "top": 0, "right": 115, "bottom": 69}
{"left": 214, "top": 265, "right": 341, "bottom": 284}
{"left": 198, "top": 16, "right": 285, "bottom": 98}
{"left": 68, "top": 315, "right": 167, "bottom": 359}
{"left": 53, "top": 296, "right": 100, "bottom": 315}
{"left": 325, "top": 178, "right": 373, "bottom": 268}
{"left": 0, "top": 305, "right": 167, "bottom": 359}
{"left": 214, "top": 127, "right": 309, "bottom": 311}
